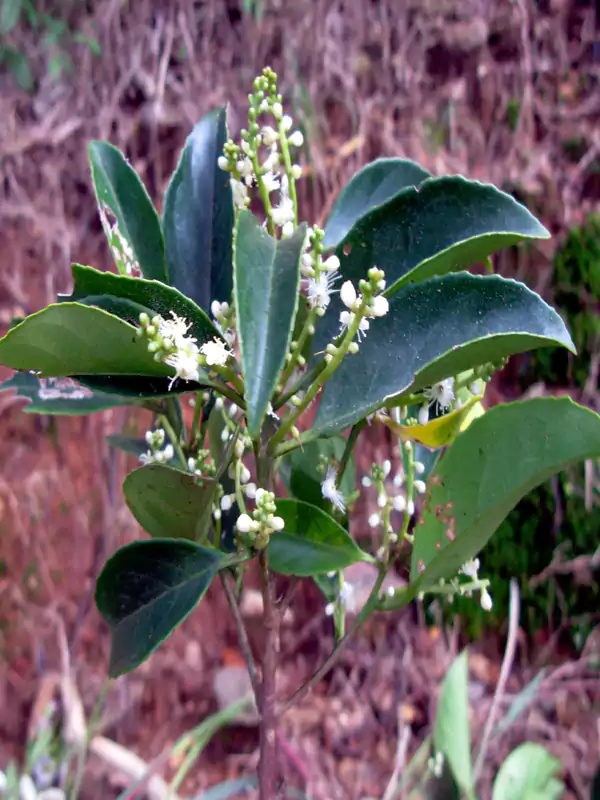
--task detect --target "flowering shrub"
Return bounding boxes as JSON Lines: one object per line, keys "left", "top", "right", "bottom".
{"left": 3, "top": 68, "right": 600, "bottom": 797}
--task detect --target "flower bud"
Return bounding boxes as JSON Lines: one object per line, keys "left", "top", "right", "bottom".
{"left": 480, "top": 588, "right": 493, "bottom": 612}
{"left": 370, "top": 295, "right": 389, "bottom": 317}
{"left": 340, "top": 280, "right": 357, "bottom": 309}
{"left": 236, "top": 513, "right": 254, "bottom": 533}
{"left": 270, "top": 515, "right": 285, "bottom": 531}
{"left": 291, "top": 164, "right": 302, "bottom": 180}
{"left": 217, "top": 155, "right": 229, "bottom": 171}
{"left": 288, "top": 130, "right": 304, "bottom": 147}
{"left": 282, "top": 114, "right": 293, "bottom": 131}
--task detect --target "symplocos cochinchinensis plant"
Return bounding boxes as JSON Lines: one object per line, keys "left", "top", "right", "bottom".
{"left": 3, "top": 68, "right": 600, "bottom": 798}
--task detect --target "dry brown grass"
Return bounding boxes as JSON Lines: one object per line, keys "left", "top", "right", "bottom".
{"left": 0, "top": 0, "right": 599, "bottom": 797}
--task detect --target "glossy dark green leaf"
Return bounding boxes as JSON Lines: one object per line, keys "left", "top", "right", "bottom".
{"left": 124, "top": 464, "right": 217, "bottom": 542}
{"left": 268, "top": 499, "right": 371, "bottom": 576}
{"left": 88, "top": 141, "right": 167, "bottom": 282}
{"left": 234, "top": 211, "right": 306, "bottom": 435}
{"left": 283, "top": 436, "right": 355, "bottom": 511}
{"left": 0, "top": 371, "right": 130, "bottom": 415}
{"left": 335, "top": 176, "right": 550, "bottom": 295}
{"left": 96, "top": 539, "right": 224, "bottom": 676}
{"left": 78, "top": 373, "right": 216, "bottom": 397}
{"left": 62, "top": 264, "right": 219, "bottom": 343}
{"left": 313, "top": 274, "right": 574, "bottom": 436}
{"left": 163, "top": 108, "right": 234, "bottom": 311}
{"left": 492, "top": 743, "right": 563, "bottom": 800}
{"left": 0, "top": 303, "right": 172, "bottom": 378}
{"left": 412, "top": 398, "right": 600, "bottom": 588}
{"left": 106, "top": 434, "right": 147, "bottom": 457}
{"left": 434, "top": 651, "right": 474, "bottom": 798}
{"left": 323, "top": 158, "right": 430, "bottom": 250}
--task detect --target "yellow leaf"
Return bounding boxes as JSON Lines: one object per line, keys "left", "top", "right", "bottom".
{"left": 383, "top": 395, "right": 484, "bottom": 449}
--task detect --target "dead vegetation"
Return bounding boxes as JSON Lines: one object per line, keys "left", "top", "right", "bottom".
{"left": 0, "top": 0, "right": 599, "bottom": 797}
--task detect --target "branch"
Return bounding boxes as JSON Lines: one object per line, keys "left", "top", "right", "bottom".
{"left": 474, "top": 579, "right": 520, "bottom": 781}
{"left": 220, "top": 572, "right": 260, "bottom": 698}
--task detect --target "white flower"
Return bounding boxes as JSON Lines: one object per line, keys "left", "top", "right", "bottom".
{"left": 323, "top": 254, "right": 340, "bottom": 272}
{"left": 288, "top": 130, "right": 304, "bottom": 147}
{"left": 240, "top": 465, "right": 251, "bottom": 484}
{"left": 307, "top": 270, "right": 339, "bottom": 310}
{"left": 218, "top": 155, "right": 229, "bottom": 171}
{"left": 237, "top": 513, "right": 256, "bottom": 533}
{"left": 414, "top": 480, "right": 427, "bottom": 494}
{"left": 272, "top": 102, "right": 283, "bottom": 119}
{"left": 272, "top": 176, "right": 294, "bottom": 226}
{"left": 424, "top": 378, "right": 455, "bottom": 412}
{"left": 221, "top": 495, "right": 233, "bottom": 512}
{"left": 368, "top": 512, "right": 381, "bottom": 528}
{"left": 382, "top": 459, "right": 391, "bottom": 477}
{"left": 339, "top": 581, "right": 356, "bottom": 612}
{"left": 19, "top": 775, "right": 37, "bottom": 800}
{"left": 418, "top": 404, "right": 430, "bottom": 425}
{"left": 245, "top": 482, "right": 257, "bottom": 499}
{"left": 282, "top": 221, "right": 294, "bottom": 237}
{"left": 339, "top": 310, "right": 369, "bottom": 341}
{"left": 237, "top": 157, "right": 254, "bottom": 182}
{"left": 291, "top": 164, "right": 302, "bottom": 180}
{"left": 164, "top": 341, "right": 200, "bottom": 386}
{"left": 361, "top": 476, "right": 372, "bottom": 487}
{"left": 262, "top": 170, "right": 280, "bottom": 193}
{"left": 262, "top": 125, "right": 279, "bottom": 146}
{"left": 340, "top": 280, "right": 357, "bottom": 309}
{"left": 393, "top": 473, "right": 403, "bottom": 488}
{"left": 270, "top": 515, "right": 285, "bottom": 531}
{"left": 282, "top": 114, "right": 293, "bottom": 131}
{"left": 415, "top": 461, "right": 425, "bottom": 475}
{"left": 369, "top": 295, "right": 389, "bottom": 318}
{"left": 377, "top": 491, "right": 387, "bottom": 508}
{"left": 393, "top": 494, "right": 406, "bottom": 512}
{"left": 200, "top": 338, "right": 232, "bottom": 367}
{"left": 325, "top": 602, "right": 335, "bottom": 616}
{"left": 321, "top": 465, "right": 346, "bottom": 513}
{"left": 231, "top": 178, "right": 248, "bottom": 209}
{"left": 460, "top": 558, "right": 480, "bottom": 579}
{"left": 480, "top": 588, "right": 493, "bottom": 612}
{"left": 158, "top": 312, "right": 194, "bottom": 349}
{"left": 407, "top": 500, "right": 415, "bottom": 516}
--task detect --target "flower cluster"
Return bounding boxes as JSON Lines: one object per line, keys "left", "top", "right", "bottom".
{"left": 139, "top": 428, "right": 174, "bottom": 465}
{"left": 459, "top": 557, "right": 493, "bottom": 611}
{"left": 210, "top": 300, "right": 236, "bottom": 347}
{"left": 236, "top": 489, "right": 284, "bottom": 550}
{"left": 326, "top": 267, "right": 389, "bottom": 361}
{"left": 218, "top": 67, "right": 303, "bottom": 235}
{"left": 138, "top": 311, "right": 232, "bottom": 387}
{"left": 187, "top": 449, "right": 216, "bottom": 479}
{"left": 418, "top": 377, "right": 456, "bottom": 424}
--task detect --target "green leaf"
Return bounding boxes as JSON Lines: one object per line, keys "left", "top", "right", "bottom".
{"left": 106, "top": 434, "right": 147, "bottom": 457}
{"left": 78, "top": 373, "right": 216, "bottom": 397}
{"left": 163, "top": 108, "right": 234, "bottom": 312}
{"left": 95, "top": 539, "right": 224, "bottom": 676}
{"left": 335, "top": 176, "right": 550, "bottom": 295}
{"left": 268, "top": 499, "right": 371, "bottom": 576}
{"left": 313, "top": 274, "right": 574, "bottom": 436}
{"left": 412, "top": 398, "right": 600, "bottom": 587}
{"left": 63, "top": 264, "right": 219, "bottom": 344}
{"left": 234, "top": 211, "right": 306, "bottom": 435}
{"left": 0, "top": 303, "right": 172, "bottom": 378}
{"left": 283, "top": 436, "right": 355, "bottom": 511}
{"left": 1, "top": 0, "right": 23, "bottom": 33}
{"left": 88, "top": 141, "right": 167, "bottom": 282}
{"left": 0, "top": 371, "right": 130, "bottom": 414}
{"left": 124, "top": 464, "right": 217, "bottom": 541}
{"left": 492, "top": 743, "right": 563, "bottom": 800}
{"left": 0, "top": 44, "right": 33, "bottom": 91}
{"left": 323, "top": 158, "right": 430, "bottom": 250}
{"left": 434, "top": 651, "right": 474, "bottom": 798}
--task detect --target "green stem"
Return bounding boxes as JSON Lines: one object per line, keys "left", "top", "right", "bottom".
{"left": 277, "top": 304, "right": 316, "bottom": 394}
{"left": 279, "top": 563, "right": 390, "bottom": 713}
{"left": 158, "top": 413, "right": 187, "bottom": 466}
{"left": 337, "top": 422, "right": 365, "bottom": 484}
{"left": 274, "top": 359, "right": 326, "bottom": 410}
{"left": 272, "top": 431, "right": 315, "bottom": 458}
{"left": 277, "top": 120, "right": 298, "bottom": 221}
{"left": 270, "top": 298, "right": 369, "bottom": 450}
{"left": 188, "top": 391, "right": 203, "bottom": 449}
{"left": 234, "top": 457, "right": 248, "bottom": 515}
